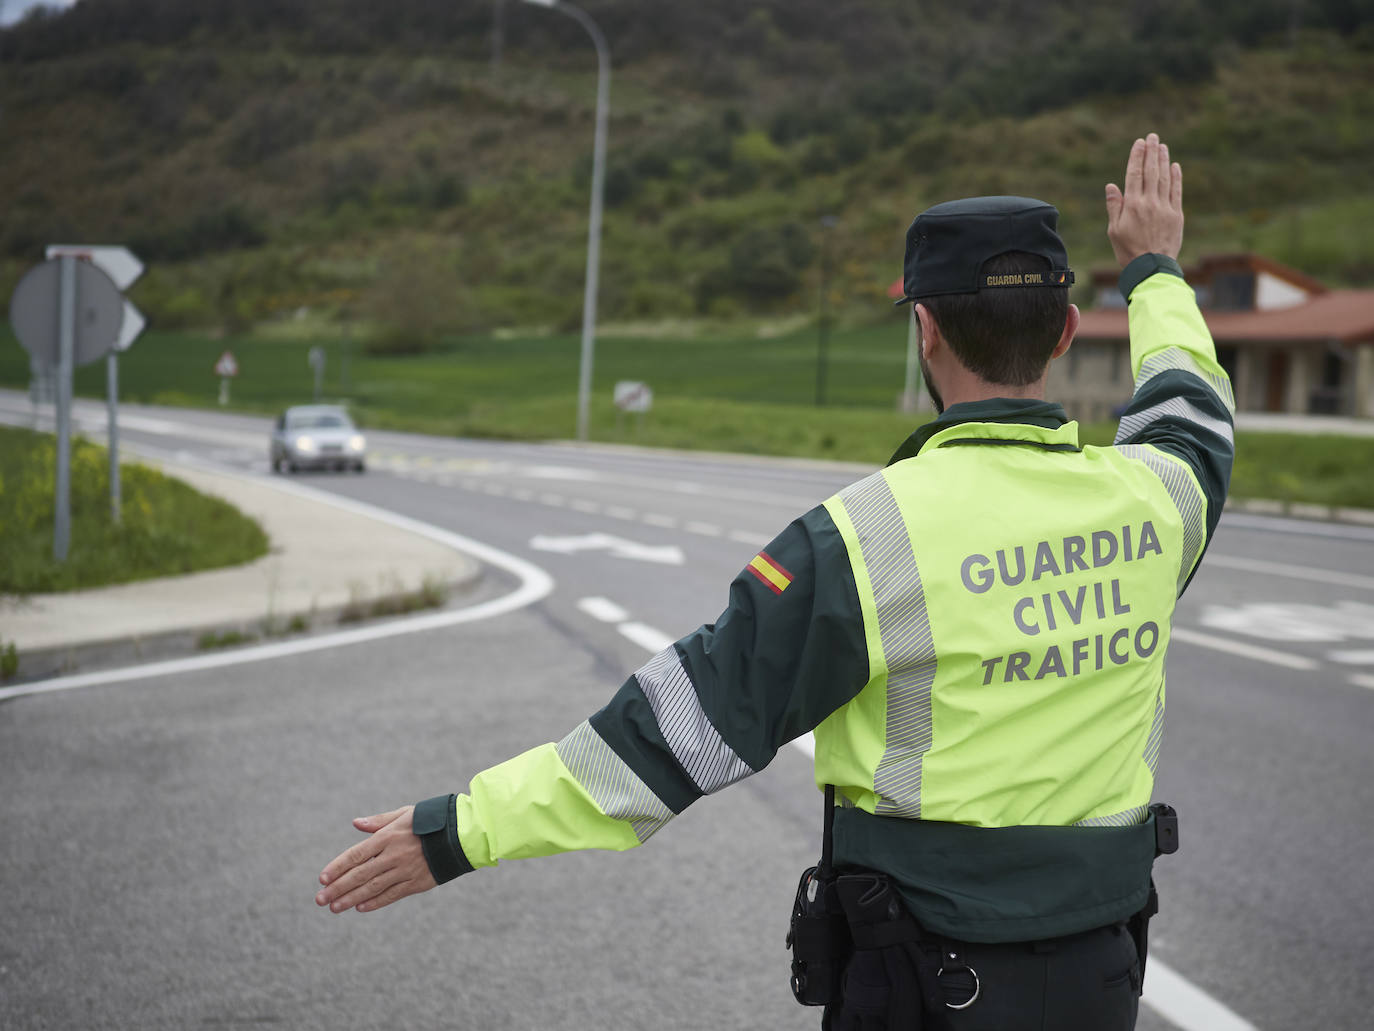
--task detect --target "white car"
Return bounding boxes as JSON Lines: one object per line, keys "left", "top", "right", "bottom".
{"left": 270, "top": 405, "right": 366, "bottom": 473}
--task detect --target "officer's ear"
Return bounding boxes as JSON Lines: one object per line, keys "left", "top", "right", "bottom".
{"left": 914, "top": 303, "right": 943, "bottom": 359}
{"left": 1049, "top": 304, "right": 1081, "bottom": 362}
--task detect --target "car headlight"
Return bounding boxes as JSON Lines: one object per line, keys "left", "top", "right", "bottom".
{"left": 347, "top": 434, "right": 366, "bottom": 452}
{"left": 294, "top": 435, "right": 318, "bottom": 454}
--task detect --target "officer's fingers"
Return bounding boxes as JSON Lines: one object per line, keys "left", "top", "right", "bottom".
{"left": 1124, "top": 137, "right": 1145, "bottom": 196}
{"left": 1104, "top": 183, "right": 1123, "bottom": 225}
{"left": 1141, "top": 133, "right": 1160, "bottom": 196}
{"left": 317, "top": 852, "right": 399, "bottom": 912}
{"left": 324, "top": 863, "right": 402, "bottom": 915}
{"left": 352, "top": 807, "right": 406, "bottom": 833}
{"left": 1157, "top": 142, "right": 1171, "bottom": 201}
{"left": 318, "top": 833, "right": 384, "bottom": 888}
{"left": 356, "top": 875, "right": 426, "bottom": 914}
{"left": 1170, "top": 161, "right": 1183, "bottom": 211}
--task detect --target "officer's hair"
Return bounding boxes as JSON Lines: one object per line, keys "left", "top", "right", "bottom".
{"left": 920, "top": 252, "right": 1070, "bottom": 387}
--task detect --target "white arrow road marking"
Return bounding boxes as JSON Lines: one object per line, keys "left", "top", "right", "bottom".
{"left": 529, "top": 532, "right": 684, "bottom": 565}
{"left": 0, "top": 470, "right": 555, "bottom": 704}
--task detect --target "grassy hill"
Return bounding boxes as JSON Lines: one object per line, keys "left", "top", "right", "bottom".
{"left": 2, "top": 0, "right": 1372, "bottom": 347}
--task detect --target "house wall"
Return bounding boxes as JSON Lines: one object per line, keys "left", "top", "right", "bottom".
{"left": 1356, "top": 343, "right": 1374, "bottom": 418}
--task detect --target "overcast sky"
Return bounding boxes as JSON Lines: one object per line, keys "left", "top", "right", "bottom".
{"left": 0, "top": 0, "right": 78, "bottom": 28}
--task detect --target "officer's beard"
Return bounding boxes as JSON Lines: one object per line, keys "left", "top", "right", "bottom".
{"left": 919, "top": 353, "right": 945, "bottom": 415}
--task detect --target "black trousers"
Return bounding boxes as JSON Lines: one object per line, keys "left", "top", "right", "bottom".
{"left": 826, "top": 922, "right": 1141, "bottom": 1031}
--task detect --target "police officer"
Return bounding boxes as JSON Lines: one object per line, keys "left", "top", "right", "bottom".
{"left": 317, "top": 133, "right": 1233, "bottom": 1030}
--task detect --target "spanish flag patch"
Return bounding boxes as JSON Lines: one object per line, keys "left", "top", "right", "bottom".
{"left": 746, "top": 551, "right": 793, "bottom": 595}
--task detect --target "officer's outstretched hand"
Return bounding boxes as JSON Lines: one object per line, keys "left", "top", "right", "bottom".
{"left": 1105, "top": 132, "right": 1184, "bottom": 268}
{"left": 316, "top": 805, "right": 437, "bottom": 914}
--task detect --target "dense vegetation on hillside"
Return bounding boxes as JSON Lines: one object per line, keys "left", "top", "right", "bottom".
{"left": 2, "top": 0, "right": 1372, "bottom": 348}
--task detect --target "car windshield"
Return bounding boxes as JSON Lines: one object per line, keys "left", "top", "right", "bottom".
{"left": 288, "top": 412, "right": 351, "bottom": 430}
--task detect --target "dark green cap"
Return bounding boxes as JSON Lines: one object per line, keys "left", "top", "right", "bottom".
{"left": 893, "top": 196, "right": 1074, "bottom": 305}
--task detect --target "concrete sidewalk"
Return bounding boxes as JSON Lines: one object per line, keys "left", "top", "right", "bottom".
{"left": 1, "top": 458, "right": 482, "bottom": 681}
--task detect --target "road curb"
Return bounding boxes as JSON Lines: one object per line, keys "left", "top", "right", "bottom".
{"left": 1232, "top": 496, "right": 1374, "bottom": 526}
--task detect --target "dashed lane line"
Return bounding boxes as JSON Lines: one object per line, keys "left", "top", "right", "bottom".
{"left": 618, "top": 622, "right": 675, "bottom": 653}
{"left": 577, "top": 596, "right": 631, "bottom": 624}
{"left": 1351, "top": 674, "right": 1374, "bottom": 691}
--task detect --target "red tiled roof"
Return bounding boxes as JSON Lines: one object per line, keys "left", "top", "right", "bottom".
{"left": 1076, "top": 290, "right": 1374, "bottom": 346}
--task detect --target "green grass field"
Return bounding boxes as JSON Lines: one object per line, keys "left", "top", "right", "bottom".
{"left": 0, "top": 425, "right": 269, "bottom": 593}
{"left": 3, "top": 323, "right": 1372, "bottom": 509}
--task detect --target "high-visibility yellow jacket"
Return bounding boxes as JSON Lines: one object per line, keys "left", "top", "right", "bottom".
{"left": 421, "top": 256, "right": 1235, "bottom": 943}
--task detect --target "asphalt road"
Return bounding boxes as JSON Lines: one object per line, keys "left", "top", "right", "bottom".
{"left": 3, "top": 396, "right": 1372, "bottom": 1030}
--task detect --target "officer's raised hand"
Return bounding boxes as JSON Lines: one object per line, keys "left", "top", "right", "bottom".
{"left": 1105, "top": 132, "right": 1184, "bottom": 267}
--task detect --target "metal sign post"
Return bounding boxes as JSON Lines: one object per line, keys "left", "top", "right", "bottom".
{"left": 309, "top": 345, "right": 325, "bottom": 401}
{"left": 46, "top": 245, "right": 146, "bottom": 527}
{"left": 9, "top": 254, "right": 129, "bottom": 562}
{"left": 55, "top": 256, "right": 75, "bottom": 562}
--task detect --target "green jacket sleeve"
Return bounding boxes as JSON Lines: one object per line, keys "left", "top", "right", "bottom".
{"left": 428, "top": 505, "right": 870, "bottom": 878}
{"left": 1112, "top": 255, "right": 1236, "bottom": 592}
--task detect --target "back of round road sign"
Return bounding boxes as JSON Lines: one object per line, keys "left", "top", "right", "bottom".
{"left": 8, "top": 258, "right": 125, "bottom": 368}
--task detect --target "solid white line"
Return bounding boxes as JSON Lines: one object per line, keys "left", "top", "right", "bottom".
{"left": 1142, "top": 958, "right": 1259, "bottom": 1031}
{"left": 617, "top": 622, "right": 674, "bottom": 653}
{"left": 1170, "top": 627, "right": 1318, "bottom": 670}
{"left": 0, "top": 471, "right": 555, "bottom": 704}
{"left": 578, "top": 596, "right": 631, "bottom": 624}
{"left": 1205, "top": 553, "right": 1374, "bottom": 592}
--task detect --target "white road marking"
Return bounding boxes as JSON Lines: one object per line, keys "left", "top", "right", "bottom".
{"left": 642, "top": 513, "right": 677, "bottom": 528}
{"left": 1198, "top": 601, "right": 1374, "bottom": 643}
{"left": 1169, "top": 628, "right": 1318, "bottom": 670}
{"left": 0, "top": 473, "right": 555, "bottom": 704}
{"left": 1204, "top": 554, "right": 1374, "bottom": 592}
{"left": 729, "top": 530, "right": 772, "bottom": 546}
{"left": 1351, "top": 674, "right": 1374, "bottom": 691}
{"left": 1142, "top": 958, "right": 1259, "bottom": 1031}
{"left": 538, "top": 493, "right": 566, "bottom": 506}
{"left": 605, "top": 505, "right": 637, "bottom": 520}
{"left": 530, "top": 533, "right": 684, "bottom": 565}
{"left": 1329, "top": 649, "right": 1374, "bottom": 664}
{"left": 618, "top": 622, "right": 675, "bottom": 653}
{"left": 577, "top": 597, "right": 631, "bottom": 624}
{"left": 685, "top": 521, "right": 722, "bottom": 537}
{"left": 570, "top": 499, "right": 600, "bottom": 513}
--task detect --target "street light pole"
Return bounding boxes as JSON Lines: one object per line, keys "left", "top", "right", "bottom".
{"left": 816, "top": 215, "right": 838, "bottom": 407}
{"left": 522, "top": 0, "right": 609, "bottom": 442}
